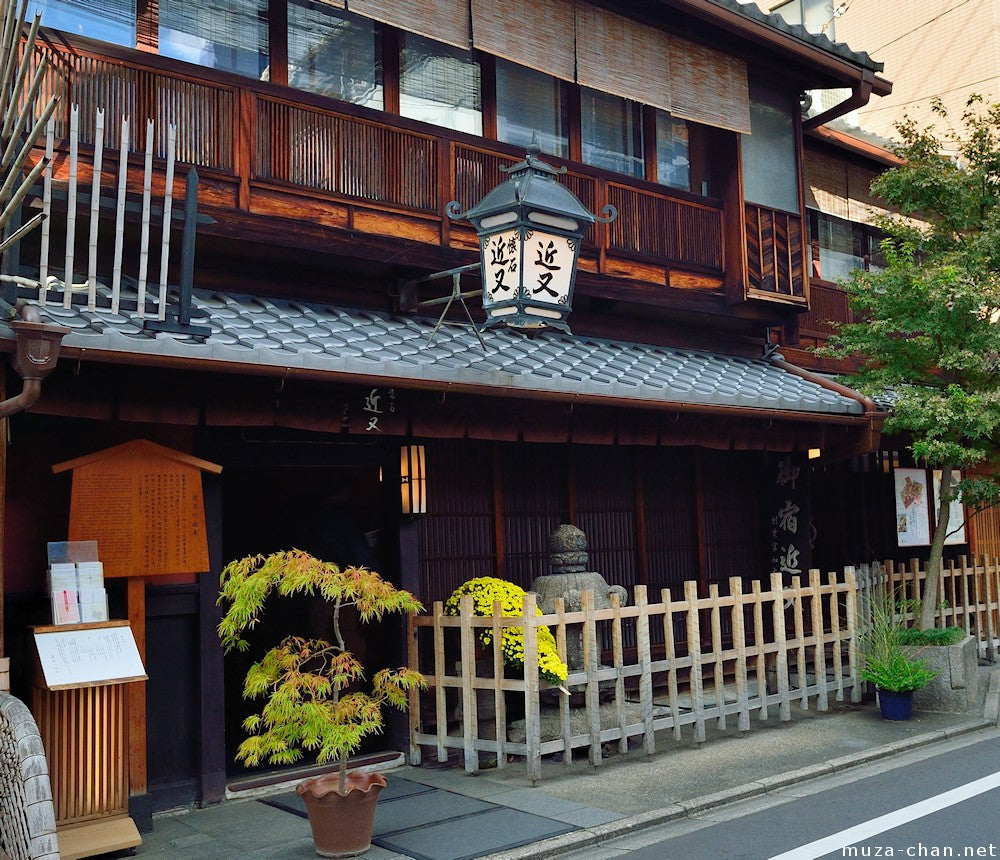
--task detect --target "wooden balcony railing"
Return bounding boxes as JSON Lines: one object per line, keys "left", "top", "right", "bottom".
{"left": 799, "top": 279, "right": 852, "bottom": 339}
{"left": 744, "top": 203, "right": 806, "bottom": 302}
{"left": 27, "top": 34, "right": 746, "bottom": 292}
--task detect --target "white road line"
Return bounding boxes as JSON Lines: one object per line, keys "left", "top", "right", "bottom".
{"left": 769, "top": 770, "right": 1000, "bottom": 860}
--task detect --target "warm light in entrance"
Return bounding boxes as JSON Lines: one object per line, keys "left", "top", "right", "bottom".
{"left": 808, "top": 448, "right": 822, "bottom": 460}
{"left": 400, "top": 445, "right": 426, "bottom": 515}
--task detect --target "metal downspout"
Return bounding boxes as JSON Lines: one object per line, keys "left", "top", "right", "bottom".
{"left": 802, "top": 69, "right": 875, "bottom": 131}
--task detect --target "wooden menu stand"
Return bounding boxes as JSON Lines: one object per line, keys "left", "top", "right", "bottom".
{"left": 31, "top": 620, "right": 147, "bottom": 860}
{"left": 51, "top": 440, "right": 222, "bottom": 819}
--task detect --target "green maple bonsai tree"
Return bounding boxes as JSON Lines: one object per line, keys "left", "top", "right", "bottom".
{"left": 821, "top": 97, "right": 1000, "bottom": 629}
{"left": 218, "top": 549, "right": 424, "bottom": 795}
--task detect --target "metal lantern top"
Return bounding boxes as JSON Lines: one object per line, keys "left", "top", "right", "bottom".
{"left": 446, "top": 145, "right": 616, "bottom": 334}
{"left": 449, "top": 145, "right": 611, "bottom": 231}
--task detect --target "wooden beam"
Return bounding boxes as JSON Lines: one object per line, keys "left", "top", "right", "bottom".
{"left": 126, "top": 578, "right": 147, "bottom": 797}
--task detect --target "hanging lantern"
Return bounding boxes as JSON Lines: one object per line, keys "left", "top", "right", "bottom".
{"left": 400, "top": 444, "right": 426, "bottom": 515}
{"left": 446, "top": 144, "right": 616, "bottom": 334}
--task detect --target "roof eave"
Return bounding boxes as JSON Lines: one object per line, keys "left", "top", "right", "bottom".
{"left": 660, "top": 0, "right": 892, "bottom": 94}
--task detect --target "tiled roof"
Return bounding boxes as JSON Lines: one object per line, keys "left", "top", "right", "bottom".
{"left": 6, "top": 288, "right": 866, "bottom": 417}
{"left": 715, "top": 0, "right": 884, "bottom": 73}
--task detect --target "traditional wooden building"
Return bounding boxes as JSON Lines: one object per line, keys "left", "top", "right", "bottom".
{"left": 0, "top": 0, "right": 897, "bottom": 821}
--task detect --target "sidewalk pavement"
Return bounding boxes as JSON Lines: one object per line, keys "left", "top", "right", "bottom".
{"left": 135, "top": 666, "right": 1000, "bottom": 860}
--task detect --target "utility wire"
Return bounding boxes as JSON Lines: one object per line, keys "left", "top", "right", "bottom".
{"left": 871, "top": 0, "right": 973, "bottom": 53}
{"left": 861, "top": 74, "right": 999, "bottom": 113}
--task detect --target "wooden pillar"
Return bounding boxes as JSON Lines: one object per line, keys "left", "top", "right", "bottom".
{"left": 491, "top": 444, "right": 505, "bottom": 579}
{"left": 0, "top": 369, "right": 5, "bottom": 667}
{"left": 198, "top": 473, "right": 226, "bottom": 804}
{"left": 127, "top": 578, "right": 147, "bottom": 797}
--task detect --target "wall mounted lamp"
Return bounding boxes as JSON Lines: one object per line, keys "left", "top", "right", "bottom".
{"left": 400, "top": 444, "right": 426, "bottom": 515}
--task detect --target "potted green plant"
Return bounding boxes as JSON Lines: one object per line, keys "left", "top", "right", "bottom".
{"left": 859, "top": 591, "right": 938, "bottom": 721}
{"left": 218, "top": 550, "right": 424, "bottom": 858}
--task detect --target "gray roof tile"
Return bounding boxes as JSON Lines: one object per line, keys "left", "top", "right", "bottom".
{"left": 3, "top": 285, "right": 868, "bottom": 417}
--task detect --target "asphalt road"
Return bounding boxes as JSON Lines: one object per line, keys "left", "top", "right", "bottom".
{"left": 563, "top": 728, "right": 1000, "bottom": 859}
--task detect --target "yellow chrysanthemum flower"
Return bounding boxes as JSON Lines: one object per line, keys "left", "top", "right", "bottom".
{"left": 444, "top": 577, "right": 568, "bottom": 686}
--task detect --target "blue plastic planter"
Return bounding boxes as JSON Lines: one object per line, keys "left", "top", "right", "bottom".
{"left": 877, "top": 688, "right": 914, "bottom": 721}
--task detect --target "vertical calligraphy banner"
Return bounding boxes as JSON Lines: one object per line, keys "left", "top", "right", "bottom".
{"left": 767, "top": 453, "right": 812, "bottom": 581}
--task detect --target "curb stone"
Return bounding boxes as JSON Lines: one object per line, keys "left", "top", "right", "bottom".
{"left": 478, "top": 719, "right": 993, "bottom": 860}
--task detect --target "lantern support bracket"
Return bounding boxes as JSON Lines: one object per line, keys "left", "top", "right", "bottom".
{"left": 398, "top": 263, "right": 487, "bottom": 351}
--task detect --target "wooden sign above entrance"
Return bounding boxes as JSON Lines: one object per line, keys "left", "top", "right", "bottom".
{"left": 52, "top": 440, "right": 222, "bottom": 578}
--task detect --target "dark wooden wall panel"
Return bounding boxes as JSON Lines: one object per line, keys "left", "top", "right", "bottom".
{"left": 643, "top": 447, "right": 699, "bottom": 590}
{"left": 501, "top": 444, "right": 568, "bottom": 590}
{"left": 418, "top": 441, "right": 495, "bottom": 602}
{"left": 701, "top": 452, "right": 764, "bottom": 583}
{"left": 575, "top": 446, "right": 637, "bottom": 591}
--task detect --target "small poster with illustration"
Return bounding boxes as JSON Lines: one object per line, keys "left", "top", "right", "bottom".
{"left": 932, "top": 469, "right": 967, "bottom": 546}
{"left": 895, "top": 467, "right": 930, "bottom": 547}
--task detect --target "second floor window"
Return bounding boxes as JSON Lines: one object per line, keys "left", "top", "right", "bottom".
{"left": 809, "top": 209, "right": 885, "bottom": 282}
{"left": 159, "top": 0, "right": 268, "bottom": 80}
{"left": 29, "top": 0, "right": 135, "bottom": 47}
{"left": 496, "top": 59, "right": 569, "bottom": 159}
{"left": 655, "top": 112, "right": 690, "bottom": 192}
{"left": 399, "top": 33, "right": 482, "bottom": 135}
{"left": 581, "top": 88, "right": 644, "bottom": 179}
{"left": 287, "top": 2, "right": 382, "bottom": 109}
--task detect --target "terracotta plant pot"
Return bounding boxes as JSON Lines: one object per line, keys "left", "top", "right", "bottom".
{"left": 296, "top": 770, "right": 387, "bottom": 858}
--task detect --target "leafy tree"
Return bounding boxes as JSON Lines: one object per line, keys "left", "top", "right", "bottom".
{"left": 820, "top": 97, "right": 1000, "bottom": 629}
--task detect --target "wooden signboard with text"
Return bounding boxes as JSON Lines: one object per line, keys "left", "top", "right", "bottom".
{"left": 51, "top": 440, "right": 221, "bottom": 808}
{"left": 53, "top": 439, "right": 221, "bottom": 577}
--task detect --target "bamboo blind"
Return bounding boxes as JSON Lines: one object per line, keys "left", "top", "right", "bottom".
{"left": 471, "top": 0, "right": 576, "bottom": 82}
{"left": 350, "top": 0, "right": 470, "bottom": 49}
{"left": 575, "top": 4, "right": 671, "bottom": 114}
{"left": 32, "top": 685, "right": 128, "bottom": 824}
{"left": 668, "top": 33, "right": 750, "bottom": 134}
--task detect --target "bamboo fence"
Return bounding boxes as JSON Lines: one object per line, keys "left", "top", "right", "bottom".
{"left": 855, "top": 557, "right": 1000, "bottom": 662}
{"left": 407, "top": 569, "right": 861, "bottom": 783}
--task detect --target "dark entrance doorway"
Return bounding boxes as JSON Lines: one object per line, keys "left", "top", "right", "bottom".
{"left": 219, "top": 456, "right": 396, "bottom": 777}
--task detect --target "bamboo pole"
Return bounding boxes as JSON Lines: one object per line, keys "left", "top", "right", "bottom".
{"left": 522, "top": 592, "right": 541, "bottom": 785}
{"left": 406, "top": 611, "right": 421, "bottom": 766}
{"left": 810, "top": 569, "right": 828, "bottom": 711}
{"left": 582, "top": 589, "right": 602, "bottom": 766}
{"left": 611, "top": 592, "right": 627, "bottom": 754}
{"left": 137, "top": 119, "right": 154, "bottom": 318}
{"left": 770, "top": 573, "right": 791, "bottom": 720}
{"left": 86, "top": 108, "right": 104, "bottom": 311}
{"left": 684, "top": 581, "right": 705, "bottom": 744}
{"left": 458, "top": 593, "right": 478, "bottom": 773}
{"left": 752, "top": 579, "right": 768, "bottom": 719}
{"left": 661, "top": 587, "right": 681, "bottom": 741}
{"left": 709, "top": 584, "right": 725, "bottom": 730}
{"left": 111, "top": 116, "right": 128, "bottom": 315}
{"left": 555, "top": 596, "right": 571, "bottom": 764}
{"left": 635, "top": 585, "right": 655, "bottom": 754}
{"left": 844, "top": 566, "right": 862, "bottom": 703}
{"left": 828, "top": 570, "right": 844, "bottom": 702}
{"left": 491, "top": 599, "right": 506, "bottom": 770}
{"left": 38, "top": 117, "right": 53, "bottom": 299}
{"left": 729, "top": 577, "right": 750, "bottom": 732}
{"left": 63, "top": 104, "right": 78, "bottom": 308}
{"left": 432, "top": 600, "right": 447, "bottom": 763}
{"left": 157, "top": 124, "right": 176, "bottom": 320}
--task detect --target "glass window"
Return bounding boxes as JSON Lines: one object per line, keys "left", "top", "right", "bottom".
{"left": 496, "top": 59, "right": 568, "bottom": 159}
{"left": 399, "top": 33, "right": 481, "bottom": 135}
{"left": 581, "top": 88, "right": 644, "bottom": 179}
{"left": 810, "top": 210, "right": 884, "bottom": 282}
{"left": 742, "top": 79, "right": 799, "bottom": 213}
{"left": 28, "top": 0, "right": 135, "bottom": 47}
{"left": 287, "top": 2, "right": 382, "bottom": 109}
{"left": 159, "top": 0, "right": 268, "bottom": 80}
{"left": 655, "top": 112, "right": 690, "bottom": 191}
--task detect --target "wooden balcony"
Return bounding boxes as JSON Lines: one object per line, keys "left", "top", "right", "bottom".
{"left": 26, "top": 32, "right": 807, "bottom": 314}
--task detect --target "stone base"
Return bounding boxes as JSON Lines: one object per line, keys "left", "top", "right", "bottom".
{"left": 507, "top": 701, "right": 669, "bottom": 749}
{"left": 905, "top": 635, "right": 979, "bottom": 713}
